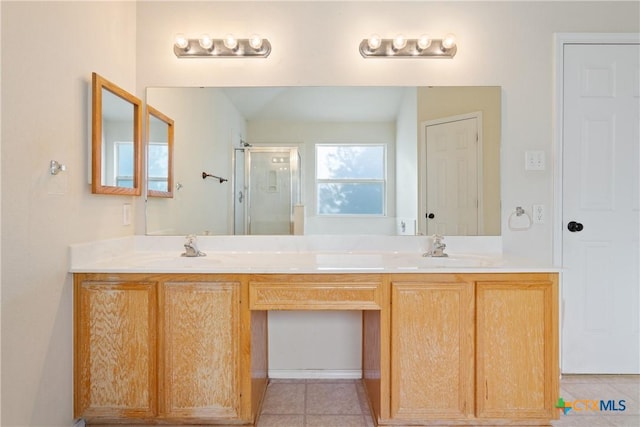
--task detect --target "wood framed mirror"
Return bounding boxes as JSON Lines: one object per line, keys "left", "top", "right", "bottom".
{"left": 146, "top": 105, "right": 174, "bottom": 198}
{"left": 91, "top": 72, "right": 142, "bottom": 195}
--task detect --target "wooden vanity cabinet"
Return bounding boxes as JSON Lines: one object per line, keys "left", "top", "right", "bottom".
{"left": 475, "top": 277, "right": 559, "bottom": 420}
{"left": 388, "top": 273, "right": 558, "bottom": 425}
{"left": 75, "top": 271, "right": 558, "bottom": 426}
{"left": 74, "top": 276, "right": 158, "bottom": 420}
{"left": 390, "top": 277, "right": 475, "bottom": 420}
{"left": 74, "top": 274, "right": 250, "bottom": 425}
{"left": 159, "top": 280, "right": 240, "bottom": 421}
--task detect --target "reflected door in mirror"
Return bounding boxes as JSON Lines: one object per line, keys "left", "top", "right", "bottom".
{"left": 425, "top": 114, "right": 479, "bottom": 235}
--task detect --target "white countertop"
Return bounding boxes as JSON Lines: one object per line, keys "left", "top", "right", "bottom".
{"left": 69, "top": 235, "right": 559, "bottom": 274}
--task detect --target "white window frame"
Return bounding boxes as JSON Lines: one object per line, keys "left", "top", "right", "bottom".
{"left": 147, "top": 141, "right": 169, "bottom": 191}
{"left": 315, "top": 143, "right": 387, "bottom": 216}
{"left": 114, "top": 141, "right": 134, "bottom": 187}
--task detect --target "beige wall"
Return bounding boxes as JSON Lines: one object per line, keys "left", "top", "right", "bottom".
{"left": 418, "top": 86, "right": 501, "bottom": 235}
{"left": 135, "top": 0, "right": 640, "bottom": 259}
{"left": 1, "top": 1, "right": 639, "bottom": 426}
{"left": 1, "top": 2, "right": 137, "bottom": 425}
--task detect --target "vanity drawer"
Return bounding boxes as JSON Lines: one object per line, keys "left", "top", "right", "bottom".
{"left": 248, "top": 274, "right": 384, "bottom": 310}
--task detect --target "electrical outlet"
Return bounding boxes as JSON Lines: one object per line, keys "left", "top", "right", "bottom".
{"left": 525, "top": 151, "right": 545, "bottom": 171}
{"left": 532, "top": 204, "right": 545, "bottom": 224}
{"left": 122, "top": 203, "right": 131, "bottom": 226}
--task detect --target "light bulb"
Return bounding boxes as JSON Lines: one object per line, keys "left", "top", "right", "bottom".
{"left": 199, "top": 34, "right": 213, "bottom": 50}
{"left": 442, "top": 33, "right": 456, "bottom": 50}
{"left": 249, "top": 34, "right": 263, "bottom": 50}
{"left": 223, "top": 34, "right": 238, "bottom": 50}
{"left": 367, "top": 34, "right": 382, "bottom": 50}
{"left": 417, "top": 35, "right": 432, "bottom": 51}
{"left": 174, "top": 33, "right": 189, "bottom": 50}
{"left": 392, "top": 34, "right": 407, "bottom": 51}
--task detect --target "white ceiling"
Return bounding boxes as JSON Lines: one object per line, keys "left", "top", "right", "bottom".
{"left": 220, "top": 86, "right": 409, "bottom": 122}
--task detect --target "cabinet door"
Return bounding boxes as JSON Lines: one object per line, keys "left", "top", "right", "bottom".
{"left": 160, "top": 281, "right": 240, "bottom": 420}
{"left": 476, "top": 278, "right": 558, "bottom": 419}
{"left": 391, "top": 280, "right": 474, "bottom": 419}
{"left": 75, "top": 279, "right": 157, "bottom": 419}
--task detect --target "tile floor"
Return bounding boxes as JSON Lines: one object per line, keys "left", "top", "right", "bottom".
{"left": 256, "top": 379, "right": 374, "bottom": 427}
{"left": 254, "top": 376, "right": 639, "bottom": 427}
{"left": 551, "top": 375, "right": 639, "bottom": 427}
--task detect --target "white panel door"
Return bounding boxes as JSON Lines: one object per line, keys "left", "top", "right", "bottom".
{"left": 562, "top": 43, "right": 640, "bottom": 373}
{"left": 425, "top": 116, "right": 479, "bottom": 236}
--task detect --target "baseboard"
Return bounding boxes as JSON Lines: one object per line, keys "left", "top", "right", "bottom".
{"left": 268, "top": 369, "right": 362, "bottom": 379}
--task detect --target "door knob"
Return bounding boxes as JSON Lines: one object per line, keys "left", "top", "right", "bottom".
{"left": 427, "top": 213, "right": 435, "bottom": 219}
{"left": 567, "top": 221, "right": 584, "bottom": 232}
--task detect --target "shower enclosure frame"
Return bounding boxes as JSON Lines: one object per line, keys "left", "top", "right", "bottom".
{"left": 233, "top": 146, "right": 301, "bottom": 235}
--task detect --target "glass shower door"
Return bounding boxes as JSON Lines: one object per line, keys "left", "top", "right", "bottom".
{"left": 246, "top": 148, "right": 300, "bottom": 235}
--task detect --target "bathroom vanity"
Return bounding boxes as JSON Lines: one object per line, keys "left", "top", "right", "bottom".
{"left": 71, "top": 236, "right": 559, "bottom": 426}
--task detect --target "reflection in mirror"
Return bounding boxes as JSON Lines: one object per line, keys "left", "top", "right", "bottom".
{"left": 91, "top": 72, "right": 142, "bottom": 195}
{"left": 418, "top": 86, "right": 501, "bottom": 236}
{"left": 145, "top": 86, "right": 501, "bottom": 236}
{"left": 146, "top": 105, "right": 174, "bottom": 198}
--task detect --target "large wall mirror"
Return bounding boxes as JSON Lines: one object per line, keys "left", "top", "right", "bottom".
{"left": 146, "top": 105, "right": 174, "bottom": 198}
{"left": 91, "top": 72, "right": 142, "bottom": 195}
{"left": 145, "top": 86, "right": 501, "bottom": 236}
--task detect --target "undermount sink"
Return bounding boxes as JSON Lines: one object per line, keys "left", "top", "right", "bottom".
{"left": 127, "top": 252, "right": 222, "bottom": 268}
{"left": 418, "top": 253, "right": 502, "bottom": 268}
{"left": 315, "top": 253, "right": 386, "bottom": 270}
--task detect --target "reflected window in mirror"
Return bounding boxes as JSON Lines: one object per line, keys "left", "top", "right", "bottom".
{"left": 115, "top": 141, "right": 134, "bottom": 186}
{"left": 91, "top": 72, "right": 142, "bottom": 195}
{"left": 316, "top": 144, "right": 386, "bottom": 215}
{"left": 146, "top": 105, "right": 174, "bottom": 198}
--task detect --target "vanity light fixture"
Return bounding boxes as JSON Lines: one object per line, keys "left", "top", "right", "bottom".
{"left": 198, "top": 34, "right": 214, "bottom": 50}
{"left": 417, "top": 35, "right": 432, "bottom": 51}
{"left": 223, "top": 34, "right": 238, "bottom": 51}
{"left": 367, "top": 34, "right": 382, "bottom": 50}
{"left": 175, "top": 33, "right": 189, "bottom": 50}
{"left": 392, "top": 34, "right": 407, "bottom": 51}
{"left": 248, "top": 34, "right": 264, "bottom": 50}
{"left": 359, "top": 33, "right": 457, "bottom": 58}
{"left": 173, "top": 33, "right": 271, "bottom": 58}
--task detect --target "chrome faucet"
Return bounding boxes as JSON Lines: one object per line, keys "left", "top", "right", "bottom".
{"left": 182, "top": 234, "right": 206, "bottom": 257}
{"left": 423, "top": 234, "right": 448, "bottom": 258}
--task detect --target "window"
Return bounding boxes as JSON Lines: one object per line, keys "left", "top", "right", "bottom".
{"left": 316, "top": 144, "right": 386, "bottom": 215}
{"left": 147, "top": 142, "right": 169, "bottom": 191}
{"left": 115, "top": 141, "right": 134, "bottom": 188}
